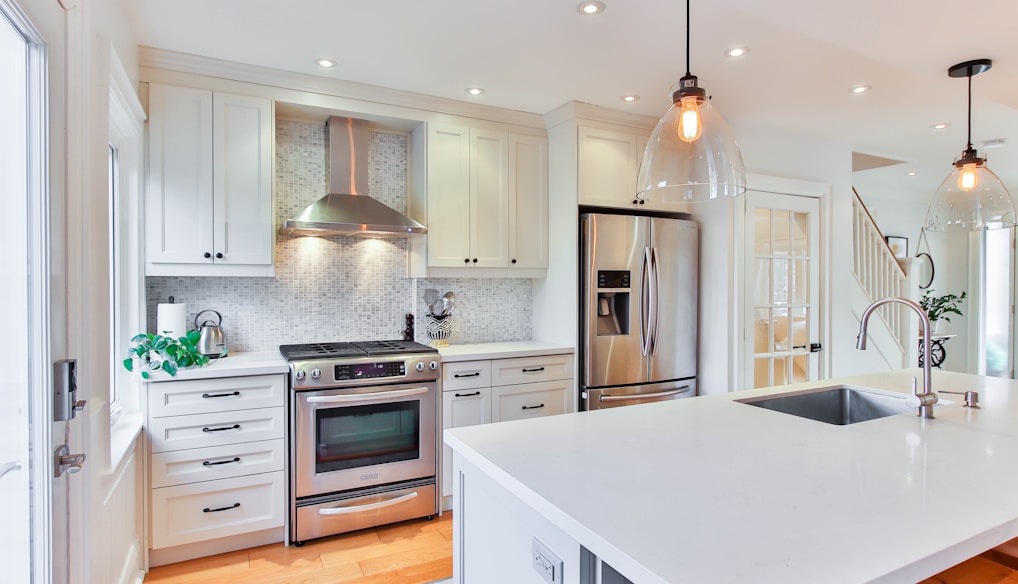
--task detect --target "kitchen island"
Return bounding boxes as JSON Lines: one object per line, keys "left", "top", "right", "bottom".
{"left": 444, "top": 370, "right": 1018, "bottom": 583}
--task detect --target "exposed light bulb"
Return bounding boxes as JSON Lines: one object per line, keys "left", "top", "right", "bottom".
{"left": 678, "top": 96, "right": 702, "bottom": 143}
{"left": 959, "top": 164, "right": 979, "bottom": 190}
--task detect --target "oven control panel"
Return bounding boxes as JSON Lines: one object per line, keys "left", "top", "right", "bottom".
{"left": 289, "top": 355, "right": 440, "bottom": 390}
{"left": 334, "top": 361, "right": 405, "bottom": 380}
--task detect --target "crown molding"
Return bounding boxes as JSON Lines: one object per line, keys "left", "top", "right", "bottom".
{"left": 138, "top": 47, "right": 546, "bottom": 130}
{"left": 544, "top": 101, "right": 657, "bottom": 131}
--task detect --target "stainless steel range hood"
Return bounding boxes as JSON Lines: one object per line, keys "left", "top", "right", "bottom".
{"left": 280, "top": 116, "right": 426, "bottom": 237}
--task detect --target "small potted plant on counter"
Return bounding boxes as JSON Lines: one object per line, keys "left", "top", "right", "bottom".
{"left": 919, "top": 289, "right": 967, "bottom": 333}
{"left": 123, "top": 330, "right": 211, "bottom": 378}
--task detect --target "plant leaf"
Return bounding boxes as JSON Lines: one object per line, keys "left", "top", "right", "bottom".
{"left": 123, "top": 358, "right": 134, "bottom": 372}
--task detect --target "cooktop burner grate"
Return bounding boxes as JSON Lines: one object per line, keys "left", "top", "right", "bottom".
{"left": 279, "top": 340, "right": 437, "bottom": 361}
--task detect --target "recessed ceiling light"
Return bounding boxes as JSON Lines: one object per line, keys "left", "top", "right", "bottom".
{"left": 725, "top": 47, "right": 749, "bottom": 58}
{"left": 316, "top": 58, "right": 336, "bottom": 68}
{"left": 620, "top": 95, "right": 640, "bottom": 103}
{"left": 578, "top": 1, "right": 605, "bottom": 15}
{"left": 906, "top": 171, "right": 918, "bottom": 176}
{"left": 931, "top": 123, "right": 949, "bottom": 130}
{"left": 465, "top": 87, "right": 485, "bottom": 96}
{"left": 850, "top": 85, "right": 871, "bottom": 94}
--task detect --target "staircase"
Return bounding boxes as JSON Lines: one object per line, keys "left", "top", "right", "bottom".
{"left": 851, "top": 189, "right": 915, "bottom": 369}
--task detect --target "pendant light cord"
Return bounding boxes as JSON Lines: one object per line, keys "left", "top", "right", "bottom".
{"left": 685, "top": 0, "right": 691, "bottom": 77}
{"left": 966, "top": 71, "right": 973, "bottom": 150}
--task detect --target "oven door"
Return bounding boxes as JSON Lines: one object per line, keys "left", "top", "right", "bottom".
{"left": 294, "top": 381, "right": 437, "bottom": 498}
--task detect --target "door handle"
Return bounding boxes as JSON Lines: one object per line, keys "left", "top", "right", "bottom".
{"left": 306, "top": 386, "right": 429, "bottom": 403}
{"left": 54, "top": 444, "right": 86, "bottom": 478}
{"left": 318, "top": 491, "right": 419, "bottom": 515}
{"left": 641, "top": 246, "right": 652, "bottom": 357}
{"left": 0, "top": 461, "right": 21, "bottom": 481}
{"left": 649, "top": 247, "right": 660, "bottom": 356}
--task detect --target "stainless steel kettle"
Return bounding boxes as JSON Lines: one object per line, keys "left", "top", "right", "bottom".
{"left": 194, "top": 310, "right": 228, "bottom": 357}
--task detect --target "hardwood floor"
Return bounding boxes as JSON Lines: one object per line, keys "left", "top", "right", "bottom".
{"left": 144, "top": 513, "right": 452, "bottom": 584}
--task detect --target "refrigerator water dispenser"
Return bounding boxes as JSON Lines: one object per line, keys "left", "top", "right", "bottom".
{"left": 595, "top": 270, "right": 630, "bottom": 336}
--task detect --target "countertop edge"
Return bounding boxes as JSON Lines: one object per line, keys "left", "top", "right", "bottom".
{"left": 438, "top": 341, "right": 575, "bottom": 362}
{"left": 137, "top": 350, "right": 288, "bottom": 382}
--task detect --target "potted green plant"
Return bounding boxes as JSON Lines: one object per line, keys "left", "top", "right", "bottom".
{"left": 123, "top": 330, "right": 212, "bottom": 378}
{"left": 919, "top": 289, "right": 967, "bottom": 332}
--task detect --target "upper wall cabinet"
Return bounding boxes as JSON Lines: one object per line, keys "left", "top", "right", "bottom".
{"left": 146, "top": 84, "right": 274, "bottom": 277}
{"left": 577, "top": 125, "right": 650, "bottom": 210}
{"left": 410, "top": 123, "right": 548, "bottom": 277}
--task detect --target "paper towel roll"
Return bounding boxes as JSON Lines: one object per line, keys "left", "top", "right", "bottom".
{"left": 157, "top": 303, "right": 187, "bottom": 339}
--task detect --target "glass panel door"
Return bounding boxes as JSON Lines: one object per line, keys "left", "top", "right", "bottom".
{"left": 0, "top": 10, "right": 31, "bottom": 582}
{"left": 745, "top": 192, "right": 821, "bottom": 389}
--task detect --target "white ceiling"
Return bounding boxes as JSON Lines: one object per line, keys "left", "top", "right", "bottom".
{"left": 126, "top": 0, "right": 1018, "bottom": 201}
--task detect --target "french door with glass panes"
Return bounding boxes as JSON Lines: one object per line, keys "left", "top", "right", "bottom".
{"left": 744, "top": 191, "right": 820, "bottom": 388}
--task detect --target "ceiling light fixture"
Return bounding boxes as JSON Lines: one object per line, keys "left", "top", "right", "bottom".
{"left": 932, "top": 123, "right": 950, "bottom": 130}
{"left": 906, "top": 171, "right": 918, "bottom": 176}
{"left": 725, "top": 47, "right": 748, "bottom": 58}
{"left": 465, "top": 87, "right": 485, "bottom": 96}
{"left": 316, "top": 58, "right": 336, "bottom": 68}
{"left": 620, "top": 95, "right": 640, "bottom": 103}
{"left": 578, "top": 1, "right": 605, "bottom": 15}
{"left": 926, "top": 59, "right": 1015, "bottom": 232}
{"left": 636, "top": 0, "right": 745, "bottom": 202}
{"left": 851, "top": 85, "right": 870, "bottom": 94}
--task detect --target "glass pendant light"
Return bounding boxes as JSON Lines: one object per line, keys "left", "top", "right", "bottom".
{"left": 636, "top": 0, "right": 746, "bottom": 202}
{"left": 926, "top": 59, "right": 1015, "bottom": 231}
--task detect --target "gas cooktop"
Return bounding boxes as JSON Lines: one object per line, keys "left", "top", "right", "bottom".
{"left": 278, "top": 340, "right": 437, "bottom": 361}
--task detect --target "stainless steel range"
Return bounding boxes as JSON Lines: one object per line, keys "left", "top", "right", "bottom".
{"left": 280, "top": 340, "right": 440, "bottom": 545}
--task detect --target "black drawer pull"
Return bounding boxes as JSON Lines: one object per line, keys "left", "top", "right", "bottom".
{"left": 202, "top": 457, "right": 241, "bottom": 467}
{"left": 202, "top": 391, "right": 241, "bottom": 399}
{"left": 203, "top": 502, "right": 240, "bottom": 513}
{"left": 522, "top": 367, "right": 545, "bottom": 373}
{"left": 202, "top": 424, "right": 241, "bottom": 433}
{"left": 454, "top": 391, "right": 481, "bottom": 397}
{"left": 454, "top": 372, "right": 481, "bottom": 378}
{"left": 521, "top": 403, "right": 545, "bottom": 410}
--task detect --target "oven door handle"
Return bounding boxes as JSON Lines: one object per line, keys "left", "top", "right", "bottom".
{"left": 317, "top": 491, "right": 419, "bottom": 516}
{"left": 305, "top": 386, "right": 430, "bottom": 403}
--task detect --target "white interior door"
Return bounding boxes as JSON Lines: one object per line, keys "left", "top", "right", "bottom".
{"left": 744, "top": 191, "right": 821, "bottom": 388}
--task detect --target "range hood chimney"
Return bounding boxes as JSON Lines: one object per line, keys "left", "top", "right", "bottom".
{"left": 280, "top": 116, "right": 427, "bottom": 237}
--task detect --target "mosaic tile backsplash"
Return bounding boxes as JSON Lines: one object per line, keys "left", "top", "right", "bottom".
{"left": 147, "top": 120, "right": 533, "bottom": 352}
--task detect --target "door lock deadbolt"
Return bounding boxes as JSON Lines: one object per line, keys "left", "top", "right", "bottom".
{"left": 54, "top": 444, "right": 86, "bottom": 478}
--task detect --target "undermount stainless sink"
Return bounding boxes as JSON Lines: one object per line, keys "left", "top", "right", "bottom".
{"left": 736, "top": 386, "right": 914, "bottom": 425}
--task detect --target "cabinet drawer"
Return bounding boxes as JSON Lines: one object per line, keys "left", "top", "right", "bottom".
{"left": 149, "top": 407, "right": 284, "bottom": 453}
{"left": 493, "top": 379, "right": 572, "bottom": 423}
{"left": 442, "top": 360, "right": 492, "bottom": 391}
{"left": 491, "top": 354, "right": 573, "bottom": 386}
{"left": 151, "top": 471, "right": 284, "bottom": 549}
{"left": 148, "top": 374, "right": 285, "bottom": 418}
{"left": 151, "top": 439, "right": 285, "bottom": 488}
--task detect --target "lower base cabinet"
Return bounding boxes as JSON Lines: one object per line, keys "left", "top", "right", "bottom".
{"left": 440, "top": 352, "right": 574, "bottom": 502}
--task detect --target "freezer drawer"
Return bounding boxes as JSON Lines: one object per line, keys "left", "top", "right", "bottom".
{"left": 582, "top": 379, "right": 696, "bottom": 411}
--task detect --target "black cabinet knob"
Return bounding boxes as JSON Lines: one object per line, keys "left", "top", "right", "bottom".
{"left": 216, "top": 252, "right": 223, "bottom": 259}
{"left": 472, "top": 258, "right": 478, "bottom": 263}
{"left": 632, "top": 199, "right": 639, "bottom": 204}
{"left": 511, "top": 259, "right": 517, "bottom": 264}
{"left": 639, "top": 199, "right": 646, "bottom": 205}
{"left": 464, "top": 258, "right": 470, "bottom": 263}
{"left": 203, "top": 252, "right": 212, "bottom": 259}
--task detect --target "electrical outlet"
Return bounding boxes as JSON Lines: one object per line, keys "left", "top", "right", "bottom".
{"left": 532, "top": 537, "right": 563, "bottom": 583}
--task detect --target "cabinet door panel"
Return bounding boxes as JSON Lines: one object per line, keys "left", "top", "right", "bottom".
{"left": 492, "top": 379, "right": 571, "bottom": 423}
{"left": 427, "top": 125, "right": 471, "bottom": 267}
{"left": 147, "top": 84, "right": 214, "bottom": 265}
{"left": 470, "top": 128, "right": 509, "bottom": 267}
{"left": 509, "top": 134, "right": 548, "bottom": 269}
{"left": 441, "top": 388, "right": 492, "bottom": 498}
{"left": 214, "top": 93, "right": 273, "bottom": 267}
{"left": 577, "top": 126, "right": 640, "bottom": 208}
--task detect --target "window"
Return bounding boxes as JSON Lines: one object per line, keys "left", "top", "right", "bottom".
{"left": 980, "top": 228, "right": 1013, "bottom": 378}
{"left": 108, "top": 143, "right": 122, "bottom": 420}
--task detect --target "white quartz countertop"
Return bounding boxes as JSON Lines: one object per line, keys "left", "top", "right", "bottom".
{"left": 138, "top": 350, "right": 288, "bottom": 382}
{"left": 437, "top": 341, "right": 574, "bottom": 362}
{"left": 445, "top": 370, "right": 1018, "bottom": 583}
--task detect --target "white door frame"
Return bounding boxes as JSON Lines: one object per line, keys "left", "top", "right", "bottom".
{"left": 732, "top": 174, "right": 832, "bottom": 390}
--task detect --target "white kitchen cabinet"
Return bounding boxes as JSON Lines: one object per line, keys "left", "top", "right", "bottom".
{"left": 577, "top": 125, "right": 650, "bottom": 210}
{"left": 439, "top": 351, "right": 573, "bottom": 503}
{"left": 411, "top": 123, "right": 548, "bottom": 276}
{"left": 145, "top": 373, "right": 285, "bottom": 564}
{"left": 146, "top": 83, "right": 274, "bottom": 277}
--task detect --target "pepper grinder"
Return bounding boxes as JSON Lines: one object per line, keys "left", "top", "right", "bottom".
{"left": 402, "top": 313, "right": 415, "bottom": 341}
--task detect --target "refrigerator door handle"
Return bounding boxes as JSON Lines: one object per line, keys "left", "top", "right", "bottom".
{"left": 641, "top": 246, "right": 652, "bottom": 357}
{"left": 649, "top": 247, "right": 660, "bottom": 355}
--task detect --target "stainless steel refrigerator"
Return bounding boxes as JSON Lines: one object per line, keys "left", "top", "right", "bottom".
{"left": 580, "top": 212, "right": 698, "bottom": 410}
